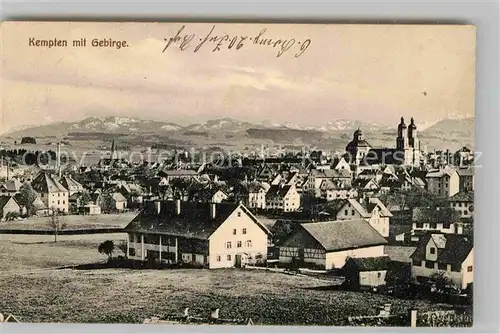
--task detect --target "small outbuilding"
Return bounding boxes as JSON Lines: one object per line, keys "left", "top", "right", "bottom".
{"left": 343, "top": 256, "right": 392, "bottom": 289}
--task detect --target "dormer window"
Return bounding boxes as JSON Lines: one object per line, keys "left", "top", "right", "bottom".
{"left": 430, "top": 247, "right": 436, "bottom": 255}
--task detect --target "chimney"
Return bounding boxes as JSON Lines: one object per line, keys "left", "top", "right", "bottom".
{"left": 210, "top": 308, "right": 220, "bottom": 320}
{"left": 210, "top": 203, "right": 216, "bottom": 219}
{"left": 155, "top": 200, "right": 161, "bottom": 215}
{"left": 176, "top": 199, "right": 181, "bottom": 215}
{"left": 183, "top": 308, "right": 189, "bottom": 318}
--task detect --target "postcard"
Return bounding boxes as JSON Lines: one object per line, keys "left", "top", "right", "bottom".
{"left": 0, "top": 22, "right": 475, "bottom": 327}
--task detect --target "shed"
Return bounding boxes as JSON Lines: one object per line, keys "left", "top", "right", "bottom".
{"left": 343, "top": 256, "right": 392, "bottom": 288}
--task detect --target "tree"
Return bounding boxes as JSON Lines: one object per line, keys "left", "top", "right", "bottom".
{"left": 18, "top": 183, "right": 38, "bottom": 217}
{"left": 117, "top": 240, "right": 128, "bottom": 259}
{"left": 80, "top": 191, "right": 92, "bottom": 207}
{"left": 100, "top": 193, "right": 115, "bottom": 214}
{"left": 46, "top": 211, "right": 67, "bottom": 243}
{"left": 98, "top": 240, "right": 115, "bottom": 262}
{"left": 429, "top": 271, "right": 453, "bottom": 294}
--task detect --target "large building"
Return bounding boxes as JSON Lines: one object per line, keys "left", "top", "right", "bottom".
{"left": 345, "top": 117, "right": 422, "bottom": 167}
{"left": 30, "top": 172, "right": 69, "bottom": 213}
{"left": 124, "top": 200, "right": 270, "bottom": 269}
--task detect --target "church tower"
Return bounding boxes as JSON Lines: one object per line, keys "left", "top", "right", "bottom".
{"left": 396, "top": 117, "right": 408, "bottom": 151}
{"left": 111, "top": 138, "right": 118, "bottom": 160}
{"left": 408, "top": 117, "right": 420, "bottom": 166}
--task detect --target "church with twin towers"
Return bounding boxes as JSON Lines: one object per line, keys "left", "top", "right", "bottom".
{"left": 345, "top": 117, "right": 422, "bottom": 167}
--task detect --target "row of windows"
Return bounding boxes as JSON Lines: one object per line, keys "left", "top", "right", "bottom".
{"left": 226, "top": 240, "right": 252, "bottom": 248}
{"left": 452, "top": 202, "right": 470, "bottom": 207}
{"left": 344, "top": 209, "right": 356, "bottom": 216}
{"left": 415, "top": 223, "right": 451, "bottom": 229}
{"left": 216, "top": 254, "right": 232, "bottom": 261}
{"left": 232, "top": 228, "right": 247, "bottom": 235}
{"left": 413, "top": 259, "right": 472, "bottom": 272}
{"left": 51, "top": 200, "right": 66, "bottom": 205}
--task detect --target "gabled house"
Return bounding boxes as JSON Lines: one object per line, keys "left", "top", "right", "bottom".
{"left": 335, "top": 197, "right": 392, "bottom": 238}
{"left": 304, "top": 169, "right": 352, "bottom": 197}
{"left": 410, "top": 233, "right": 473, "bottom": 290}
{"left": 233, "top": 182, "right": 268, "bottom": 210}
{"left": 157, "top": 169, "right": 200, "bottom": 184}
{"left": 0, "top": 196, "right": 21, "bottom": 220}
{"left": 190, "top": 187, "right": 229, "bottom": 204}
{"left": 279, "top": 219, "right": 388, "bottom": 270}
{"left": 331, "top": 157, "right": 351, "bottom": 172}
{"left": 265, "top": 184, "right": 300, "bottom": 212}
{"left": 30, "top": 172, "right": 69, "bottom": 213}
{"left": 59, "top": 175, "right": 84, "bottom": 196}
{"left": 123, "top": 201, "right": 270, "bottom": 269}
{"left": 0, "top": 179, "right": 22, "bottom": 196}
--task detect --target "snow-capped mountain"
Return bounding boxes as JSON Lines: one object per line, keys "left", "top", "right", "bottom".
{"left": 183, "top": 118, "right": 263, "bottom": 133}
{"left": 264, "top": 119, "right": 391, "bottom": 132}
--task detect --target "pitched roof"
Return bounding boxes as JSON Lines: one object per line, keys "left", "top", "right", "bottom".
{"left": 159, "top": 169, "right": 199, "bottom": 177}
{"left": 299, "top": 219, "right": 388, "bottom": 252}
{"left": 266, "top": 184, "right": 294, "bottom": 199}
{"left": 310, "top": 169, "right": 351, "bottom": 179}
{"left": 344, "top": 256, "right": 392, "bottom": 271}
{"left": 123, "top": 201, "right": 270, "bottom": 240}
{"left": 59, "top": 176, "right": 83, "bottom": 190}
{"left": 111, "top": 192, "right": 127, "bottom": 202}
{"left": 0, "top": 179, "right": 23, "bottom": 192}
{"left": 448, "top": 190, "right": 474, "bottom": 202}
{"left": 344, "top": 198, "right": 392, "bottom": 218}
{"left": 426, "top": 166, "right": 457, "bottom": 178}
{"left": 31, "top": 172, "right": 68, "bottom": 193}
{"left": 0, "top": 196, "right": 20, "bottom": 210}
{"left": 456, "top": 167, "right": 474, "bottom": 177}
{"left": 410, "top": 233, "right": 473, "bottom": 265}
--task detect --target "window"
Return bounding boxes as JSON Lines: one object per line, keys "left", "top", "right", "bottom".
{"left": 63, "top": 200, "right": 65, "bottom": 204}
{"left": 377, "top": 272, "right": 381, "bottom": 278}
{"left": 344, "top": 209, "right": 348, "bottom": 215}
{"left": 227, "top": 254, "right": 232, "bottom": 261}
{"left": 237, "top": 212, "right": 241, "bottom": 217}
{"left": 430, "top": 223, "right": 437, "bottom": 229}
{"left": 467, "top": 265, "right": 473, "bottom": 272}
{"left": 237, "top": 241, "right": 242, "bottom": 248}
{"left": 416, "top": 223, "right": 423, "bottom": 228}
{"left": 438, "top": 263, "right": 447, "bottom": 270}
{"left": 242, "top": 228, "right": 247, "bottom": 235}
{"left": 58, "top": 200, "right": 60, "bottom": 205}
{"left": 129, "top": 248, "right": 135, "bottom": 256}
{"left": 464, "top": 210, "right": 468, "bottom": 215}
{"left": 425, "top": 261, "right": 435, "bottom": 269}
{"left": 129, "top": 234, "right": 134, "bottom": 242}
{"left": 233, "top": 229, "right": 237, "bottom": 235}
{"left": 443, "top": 223, "right": 451, "bottom": 229}
{"left": 351, "top": 209, "right": 355, "bottom": 216}
{"left": 413, "top": 259, "right": 422, "bottom": 266}
{"left": 451, "top": 264, "right": 461, "bottom": 272}
{"left": 430, "top": 247, "right": 436, "bottom": 255}
{"left": 246, "top": 240, "right": 252, "bottom": 247}
{"left": 226, "top": 241, "right": 232, "bottom": 249}
{"left": 216, "top": 255, "right": 221, "bottom": 262}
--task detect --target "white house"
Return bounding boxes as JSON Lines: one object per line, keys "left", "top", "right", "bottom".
{"left": 59, "top": 175, "right": 84, "bottom": 196}
{"left": 279, "top": 219, "right": 387, "bottom": 270}
{"left": 335, "top": 198, "right": 392, "bottom": 238}
{"left": 265, "top": 184, "right": 300, "bottom": 212}
{"left": 426, "top": 166, "right": 460, "bottom": 198}
{"left": 124, "top": 200, "right": 270, "bottom": 269}
{"left": 410, "top": 233, "right": 473, "bottom": 290}
{"left": 30, "top": 171, "right": 69, "bottom": 214}
{"left": 0, "top": 179, "right": 23, "bottom": 196}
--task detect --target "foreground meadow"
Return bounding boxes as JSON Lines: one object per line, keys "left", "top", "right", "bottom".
{"left": 0, "top": 234, "right": 466, "bottom": 325}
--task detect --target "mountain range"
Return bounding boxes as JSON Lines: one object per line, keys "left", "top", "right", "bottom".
{"left": 1, "top": 116, "right": 474, "bottom": 151}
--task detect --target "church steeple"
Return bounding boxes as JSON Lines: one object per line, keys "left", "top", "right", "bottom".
{"left": 396, "top": 117, "right": 408, "bottom": 150}
{"left": 111, "top": 138, "right": 117, "bottom": 160}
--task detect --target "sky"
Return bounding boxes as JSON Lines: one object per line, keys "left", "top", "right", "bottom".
{"left": 1, "top": 22, "right": 476, "bottom": 134}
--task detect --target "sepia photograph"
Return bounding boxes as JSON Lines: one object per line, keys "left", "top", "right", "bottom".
{"left": 0, "top": 22, "right": 475, "bottom": 327}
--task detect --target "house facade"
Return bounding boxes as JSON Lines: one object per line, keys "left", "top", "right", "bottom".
{"left": 410, "top": 233, "right": 473, "bottom": 290}
{"left": 124, "top": 201, "right": 270, "bottom": 269}
{"left": 426, "top": 166, "right": 460, "bottom": 198}
{"left": 279, "top": 219, "right": 387, "bottom": 270}
{"left": 448, "top": 190, "right": 474, "bottom": 219}
{"left": 30, "top": 172, "right": 69, "bottom": 213}
{"left": 335, "top": 198, "right": 392, "bottom": 238}
{"left": 0, "top": 196, "right": 21, "bottom": 219}
{"left": 265, "top": 184, "right": 300, "bottom": 212}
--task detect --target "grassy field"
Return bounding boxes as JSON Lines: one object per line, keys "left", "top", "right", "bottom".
{"left": 0, "top": 213, "right": 137, "bottom": 231}
{"left": 0, "top": 235, "right": 463, "bottom": 325}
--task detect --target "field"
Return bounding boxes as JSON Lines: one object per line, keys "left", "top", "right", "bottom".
{"left": 0, "top": 213, "right": 137, "bottom": 231}
{"left": 0, "top": 234, "right": 462, "bottom": 325}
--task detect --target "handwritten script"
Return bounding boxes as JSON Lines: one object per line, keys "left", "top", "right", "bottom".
{"left": 162, "top": 25, "right": 312, "bottom": 58}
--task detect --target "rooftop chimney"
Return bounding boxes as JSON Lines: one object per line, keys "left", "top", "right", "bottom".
{"left": 210, "top": 203, "right": 216, "bottom": 219}
{"left": 176, "top": 199, "right": 181, "bottom": 215}
{"left": 183, "top": 308, "right": 190, "bottom": 318}
{"left": 155, "top": 200, "right": 161, "bottom": 215}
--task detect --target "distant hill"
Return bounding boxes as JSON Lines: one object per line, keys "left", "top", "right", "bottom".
{"left": 421, "top": 117, "right": 474, "bottom": 150}
{"left": 2, "top": 116, "right": 474, "bottom": 151}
